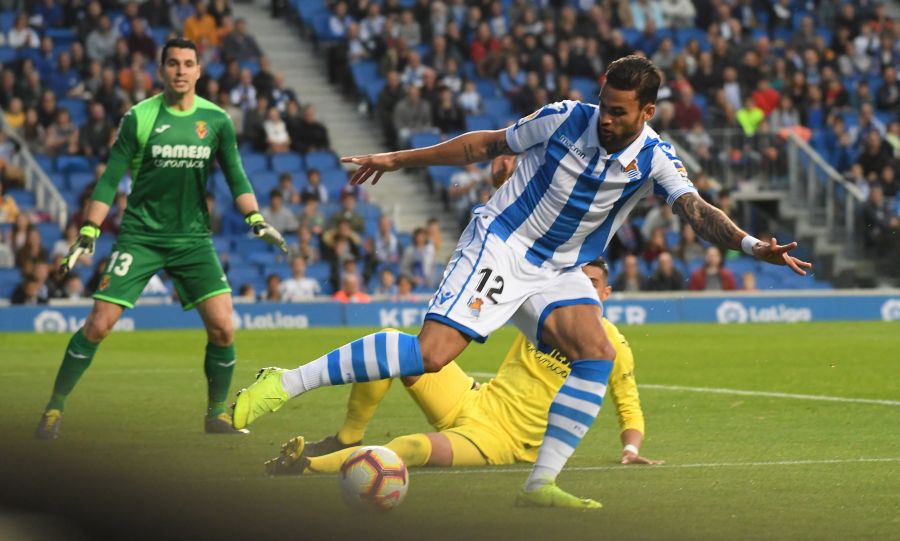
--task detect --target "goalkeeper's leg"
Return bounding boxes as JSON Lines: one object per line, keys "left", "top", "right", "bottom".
{"left": 196, "top": 294, "right": 247, "bottom": 434}
{"left": 36, "top": 301, "right": 123, "bottom": 439}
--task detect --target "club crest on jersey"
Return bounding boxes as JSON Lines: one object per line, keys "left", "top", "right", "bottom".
{"left": 467, "top": 296, "right": 484, "bottom": 318}
{"left": 99, "top": 275, "right": 110, "bottom": 291}
{"left": 624, "top": 160, "right": 641, "bottom": 180}
{"left": 195, "top": 120, "right": 208, "bottom": 139}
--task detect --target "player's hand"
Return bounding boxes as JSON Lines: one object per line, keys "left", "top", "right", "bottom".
{"left": 490, "top": 155, "right": 516, "bottom": 188}
{"left": 751, "top": 237, "right": 813, "bottom": 276}
{"left": 60, "top": 222, "right": 100, "bottom": 276}
{"left": 341, "top": 153, "right": 401, "bottom": 186}
{"left": 245, "top": 212, "right": 287, "bottom": 253}
{"left": 621, "top": 451, "right": 665, "bottom": 465}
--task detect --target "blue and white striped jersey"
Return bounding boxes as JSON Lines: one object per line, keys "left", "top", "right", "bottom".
{"left": 484, "top": 100, "right": 697, "bottom": 269}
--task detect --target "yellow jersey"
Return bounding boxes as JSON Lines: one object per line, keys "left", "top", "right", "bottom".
{"left": 474, "top": 319, "right": 644, "bottom": 461}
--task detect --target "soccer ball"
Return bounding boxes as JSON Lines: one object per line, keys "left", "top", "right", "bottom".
{"left": 339, "top": 446, "right": 409, "bottom": 511}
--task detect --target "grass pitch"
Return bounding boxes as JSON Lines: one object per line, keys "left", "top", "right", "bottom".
{"left": 1, "top": 322, "right": 898, "bottom": 541}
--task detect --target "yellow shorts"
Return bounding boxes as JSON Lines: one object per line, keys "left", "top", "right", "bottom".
{"left": 406, "top": 362, "right": 520, "bottom": 465}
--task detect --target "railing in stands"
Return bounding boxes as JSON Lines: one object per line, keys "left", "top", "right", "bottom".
{"left": 786, "top": 132, "right": 865, "bottom": 251}
{"left": 1, "top": 121, "right": 67, "bottom": 228}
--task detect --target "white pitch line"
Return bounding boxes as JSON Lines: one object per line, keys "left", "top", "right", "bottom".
{"left": 468, "top": 372, "right": 900, "bottom": 406}
{"left": 412, "top": 457, "right": 900, "bottom": 476}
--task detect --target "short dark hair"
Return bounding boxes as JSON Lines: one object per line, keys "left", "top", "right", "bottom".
{"left": 585, "top": 257, "right": 610, "bottom": 279}
{"left": 161, "top": 37, "right": 198, "bottom": 64}
{"left": 604, "top": 55, "right": 661, "bottom": 105}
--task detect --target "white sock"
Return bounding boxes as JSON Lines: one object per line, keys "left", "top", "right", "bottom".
{"left": 281, "top": 356, "right": 327, "bottom": 398}
{"left": 525, "top": 465, "right": 560, "bottom": 492}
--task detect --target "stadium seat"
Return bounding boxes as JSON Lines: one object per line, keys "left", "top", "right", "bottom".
{"left": 58, "top": 98, "right": 89, "bottom": 127}
{"left": 350, "top": 61, "right": 379, "bottom": 92}
{"left": 306, "top": 262, "right": 331, "bottom": 283}
{"left": 56, "top": 155, "right": 92, "bottom": 174}
{"left": 35, "top": 222, "right": 62, "bottom": 246}
{"left": 0, "top": 268, "right": 20, "bottom": 299}
{"left": 46, "top": 28, "right": 77, "bottom": 48}
{"left": 304, "top": 151, "right": 339, "bottom": 171}
{"left": 465, "top": 114, "right": 496, "bottom": 132}
{"left": 473, "top": 78, "right": 499, "bottom": 99}
{"left": 240, "top": 152, "right": 269, "bottom": 174}
{"left": 251, "top": 171, "right": 281, "bottom": 195}
{"left": 319, "top": 168, "right": 348, "bottom": 192}
{"left": 363, "top": 78, "right": 384, "bottom": 106}
{"left": 427, "top": 165, "right": 460, "bottom": 189}
{"left": 0, "top": 12, "right": 16, "bottom": 31}
{"left": 8, "top": 189, "right": 36, "bottom": 209}
{"left": 227, "top": 264, "right": 262, "bottom": 289}
{"left": 67, "top": 172, "right": 95, "bottom": 193}
{"left": 0, "top": 46, "right": 16, "bottom": 64}
{"left": 271, "top": 152, "right": 304, "bottom": 174}
{"left": 204, "top": 61, "right": 225, "bottom": 80}
{"left": 482, "top": 96, "right": 514, "bottom": 126}
{"left": 150, "top": 26, "right": 170, "bottom": 47}
{"left": 212, "top": 236, "right": 230, "bottom": 253}
{"left": 294, "top": 0, "right": 327, "bottom": 25}
{"left": 33, "top": 153, "right": 54, "bottom": 173}
{"left": 570, "top": 77, "right": 599, "bottom": 100}
{"left": 409, "top": 132, "right": 441, "bottom": 149}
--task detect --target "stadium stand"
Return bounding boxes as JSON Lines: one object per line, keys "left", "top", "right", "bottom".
{"left": 0, "top": 0, "right": 897, "bottom": 307}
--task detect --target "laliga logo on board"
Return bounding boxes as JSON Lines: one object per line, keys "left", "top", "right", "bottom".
{"left": 881, "top": 299, "right": 900, "bottom": 322}
{"left": 34, "top": 310, "right": 68, "bottom": 333}
{"left": 716, "top": 301, "right": 749, "bottom": 324}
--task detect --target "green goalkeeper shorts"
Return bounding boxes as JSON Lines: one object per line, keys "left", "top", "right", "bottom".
{"left": 92, "top": 237, "right": 231, "bottom": 311}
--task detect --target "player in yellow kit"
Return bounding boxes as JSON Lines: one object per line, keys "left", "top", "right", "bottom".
{"left": 265, "top": 257, "right": 662, "bottom": 496}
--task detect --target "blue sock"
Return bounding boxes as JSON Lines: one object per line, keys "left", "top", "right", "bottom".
{"left": 526, "top": 359, "right": 613, "bottom": 490}
{"left": 282, "top": 332, "right": 424, "bottom": 397}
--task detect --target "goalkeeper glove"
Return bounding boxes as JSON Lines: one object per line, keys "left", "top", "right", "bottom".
{"left": 60, "top": 221, "right": 100, "bottom": 276}
{"left": 245, "top": 211, "right": 287, "bottom": 253}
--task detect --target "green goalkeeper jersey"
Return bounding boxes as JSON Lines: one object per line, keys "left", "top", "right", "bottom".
{"left": 91, "top": 93, "right": 254, "bottom": 243}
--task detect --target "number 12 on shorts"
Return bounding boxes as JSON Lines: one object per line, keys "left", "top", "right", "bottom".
{"left": 475, "top": 268, "right": 504, "bottom": 303}
{"left": 107, "top": 250, "right": 134, "bottom": 277}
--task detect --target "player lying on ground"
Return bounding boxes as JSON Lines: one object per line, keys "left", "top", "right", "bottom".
{"left": 265, "top": 259, "right": 661, "bottom": 482}
{"left": 232, "top": 56, "right": 811, "bottom": 508}
{"left": 35, "top": 38, "right": 287, "bottom": 440}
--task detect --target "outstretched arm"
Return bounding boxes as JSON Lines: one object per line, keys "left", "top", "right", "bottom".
{"left": 671, "top": 192, "right": 812, "bottom": 275}
{"left": 342, "top": 129, "right": 515, "bottom": 186}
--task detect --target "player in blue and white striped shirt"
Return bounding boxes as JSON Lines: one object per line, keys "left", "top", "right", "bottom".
{"left": 232, "top": 56, "right": 811, "bottom": 508}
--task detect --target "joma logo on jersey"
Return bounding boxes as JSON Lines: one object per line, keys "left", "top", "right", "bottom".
{"left": 151, "top": 144, "right": 212, "bottom": 159}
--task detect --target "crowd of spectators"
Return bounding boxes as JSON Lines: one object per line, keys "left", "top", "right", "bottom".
{"left": 315, "top": 0, "right": 897, "bottom": 287}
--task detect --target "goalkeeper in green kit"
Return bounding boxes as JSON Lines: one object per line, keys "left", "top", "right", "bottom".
{"left": 35, "top": 38, "right": 288, "bottom": 439}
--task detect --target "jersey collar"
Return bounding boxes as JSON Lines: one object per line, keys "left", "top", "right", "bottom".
{"left": 593, "top": 123, "right": 658, "bottom": 167}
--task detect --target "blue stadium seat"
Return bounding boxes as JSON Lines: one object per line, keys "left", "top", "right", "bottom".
{"left": 271, "top": 152, "right": 304, "bottom": 174}
{"left": 240, "top": 152, "right": 269, "bottom": 174}
{"left": 357, "top": 202, "right": 381, "bottom": 220}
{"left": 0, "top": 12, "right": 16, "bottom": 31}
{"left": 240, "top": 60, "right": 260, "bottom": 75}
{"left": 570, "top": 77, "right": 599, "bottom": 100}
{"left": 465, "top": 114, "right": 496, "bottom": 132}
{"left": 212, "top": 236, "right": 230, "bottom": 253}
{"left": 227, "top": 264, "right": 262, "bottom": 288}
{"left": 473, "top": 78, "right": 499, "bottom": 99}
{"left": 48, "top": 172, "right": 66, "bottom": 190}
{"left": 56, "top": 155, "right": 92, "bottom": 174}
{"left": 204, "top": 61, "right": 225, "bottom": 80}
{"left": 58, "top": 98, "right": 89, "bottom": 126}
{"left": 409, "top": 132, "right": 441, "bottom": 149}
{"left": 294, "top": 0, "right": 327, "bottom": 24}
{"left": 350, "top": 61, "right": 379, "bottom": 92}
{"left": 427, "top": 165, "right": 460, "bottom": 189}
{"left": 33, "top": 153, "right": 54, "bottom": 173}
{"left": 8, "top": 189, "right": 35, "bottom": 209}
{"left": 150, "top": 26, "right": 170, "bottom": 47}
{"left": 306, "top": 262, "right": 331, "bottom": 283}
{"left": 251, "top": 171, "right": 281, "bottom": 196}
{"left": 0, "top": 268, "right": 21, "bottom": 299}
{"left": 482, "top": 96, "right": 514, "bottom": 126}
{"left": 60, "top": 189, "right": 80, "bottom": 211}
{"left": 93, "top": 236, "right": 115, "bottom": 259}
{"left": 67, "top": 172, "right": 95, "bottom": 193}
{"left": 46, "top": 28, "right": 77, "bottom": 48}
{"left": 304, "top": 151, "right": 339, "bottom": 171}
{"left": 36, "top": 222, "right": 62, "bottom": 246}
{"left": 0, "top": 46, "right": 16, "bottom": 64}
{"left": 363, "top": 78, "right": 384, "bottom": 106}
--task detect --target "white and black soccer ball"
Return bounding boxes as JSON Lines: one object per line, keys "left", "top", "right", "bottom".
{"left": 339, "top": 446, "right": 409, "bottom": 512}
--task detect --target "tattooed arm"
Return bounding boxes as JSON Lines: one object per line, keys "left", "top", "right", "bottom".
{"left": 672, "top": 192, "right": 813, "bottom": 275}
{"left": 341, "top": 129, "right": 516, "bottom": 185}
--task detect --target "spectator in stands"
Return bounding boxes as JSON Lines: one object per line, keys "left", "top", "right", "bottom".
{"left": 333, "top": 273, "right": 371, "bottom": 304}
{"left": 674, "top": 87, "right": 702, "bottom": 130}
{"left": 127, "top": 18, "right": 156, "bottom": 62}
{"left": 95, "top": 68, "right": 127, "bottom": 122}
{"left": 470, "top": 22, "right": 502, "bottom": 78}
{"left": 499, "top": 56, "right": 526, "bottom": 98}
{"left": 0, "top": 183, "right": 19, "bottom": 225}
{"left": 51, "top": 223, "right": 76, "bottom": 260}
{"left": 736, "top": 96, "right": 765, "bottom": 137}
{"left": 642, "top": 227, "right": 670, "bottom": 265}
{"left": 53, "top": 273, "right": 85, "bottom": 301}
{"left": 216, "top": 90, "right": 243, "bottom": 140}
{"left": 184, "top": 0, "right": 218, "bottom": 47}
{"left": 262, "top": 189, "right": 299, "bottom": 234}
{"left": 229, "top": 68, "right": 258, "bottom": 113}
{"left": 222, "top": 17, "right": 262, "bottom": 63}
{"left": 373, "top": 215, "right": 400, "bottom": 266}
{"left": 432, "top": 87, "right": 465, "bottom": 134}
{"left": 264, "top": 106, "right": 291, "bottom": 154}
{"left": 269, "top": 72, "right": 297, "bottom": 113}
{"left": 2, "top": 97, "right": 24, "bottom": 132}
{"left": 36, "top": 90, "right": 57, "bottom": 129}
{"left": 86, "top": 15, "right": 118, "bottom": 64}
{"left": 11, "top": 274, "right": 48, "bottom": 305}
{"left": 426, "top": 216, "right": 442, "bottom": 255}
{"left": 169, "top": 0, "right": 195, "bottom": 33}
{"left": 236, "top": 283, "right": 256, "bottom": 303}
{"left": 769, "top": 95, "right": 801, "bottom": 133}
{"left": 15, "top": 226, "right": 48, "bottom": 271}
{"left": 293, "top": 105, "right": 331, "bottom": 154}
{"left": 277, "top": 173, "right": 300, "bottom": 206}
{"left": 253, "top": 57, "right": 276, "bottom": 100}
{"left": 853, "top": 103, "right": 887, "bottom": 145}
{"left": 0, "top": 70, "right": 16, "bottom": 110}
{"left": 45, "top": 108, "right": 80, "bottom": 157}
{"left": 876, "top": 66, "right": 899, "bottom": 113}
{"left": 7, "top": 13, "right": 39, "bottom": 49}
{"left": 323, "top": 218, "right": 362, "bottom": 271}
{"left": 675, "top": 222, "right": 705, "bottom": 262}
{"left": 290, "top": 225, "right": 320, "bottom": 263}
{"left": 300, "top": 168, "right": 329, "bottom": 204}
{"left": 393, "top": 85, "right": 435, "bottom": 149}
{"left": 613, "top": 254, "right": 648, "bottom": 293}
{"left": 858, "top": 130, "right": 894, "bottom": 180}
{"left": 280, "top": 255, "right": 321, "bottom": 301}
{"left": 648, "top": 252, "right": 685, "bottom": 291}
{"left": 392, "top": 274, "right": 416, "bottom": 302}
{"left": 862, "top": 184, "right": 897, "bottom": 250}
{"left": 457, "top": 79, "right": 482, "bottom": 115}
{"left": 688, "top": 246, "right": 737, "bottom": 291}
{"left": 651, "top": 37, "right": 677, "bottom": 75}
{"left": 741, "top": 271, "right": 758, "bottom": 291}
{"left": 660, "top": 0, "right": 696, "bottom": 29}
{"left": 374, "top": 267, "right": 397, "bottom": 297}
{"left": 19, "top": 107, "right": 46, "bottom": 155}
{"left": 400, "top": 227, "right": 436, "bottom": 288}
{"left": 242, "top": 94, "right": 268, "bottom": 152}
{"left": 329, "top": 193, "right": 365, "bottom": 234}
{"left": 218, "top": 59, "right": 242, "bottom": 94}
{"left": 80, "top": 102, "right": 113, "bottom": 161}
{"left": 263, "top": 273, "right": 282, "bottom": 302}
{"left": 880, "top": 164, "right": 898, "bottom": 199}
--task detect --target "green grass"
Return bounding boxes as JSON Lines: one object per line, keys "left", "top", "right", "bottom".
{"left": 1, "top": 322, "right": 898, "bottom": 541}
